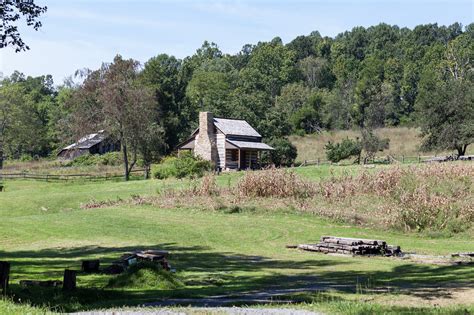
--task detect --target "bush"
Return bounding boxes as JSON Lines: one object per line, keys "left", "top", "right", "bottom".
{"left": 325, "top": 138, "right": 362, "bottom": 163}
{"left": 65, "top": 152, "right": 123, "bottom": 167}
{"left": 152, "top": 156, "right": 178, "bottom": 179}
{"left": 361, "top": 129, "right": 390, "bottom": 162}
{"left": 19, "top": 154, "right": 33, "bottom": 162}
{"left": 107, "top": 261, "right": 183, "bottom": 289}
{"left": 264, "top": 138, "right": 298, "bottom": 167}
{"left": 152, "top": 152, "right": 212, "bottom": 179}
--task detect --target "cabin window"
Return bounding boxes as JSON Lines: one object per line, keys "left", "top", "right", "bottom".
{"left": 227, "top": 149, "right": 238, "bottom": 161}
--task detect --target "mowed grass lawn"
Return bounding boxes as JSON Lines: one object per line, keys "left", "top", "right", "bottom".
{"left": 0, "top": 166, "right": 473, "bottom": 313}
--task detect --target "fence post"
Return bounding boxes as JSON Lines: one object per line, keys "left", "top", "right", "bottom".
{"left": 63, "top": 269, "right": 76, "bottom": 291}
{"left": 418, "top": 155, "right": 421, "bottom": 163}
{"left": 0, "top": 261, "right": 10, "bottom": 295}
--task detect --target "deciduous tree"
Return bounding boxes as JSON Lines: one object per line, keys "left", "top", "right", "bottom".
{"left": 0, "top": 0, "right": 47, "bottom": 51}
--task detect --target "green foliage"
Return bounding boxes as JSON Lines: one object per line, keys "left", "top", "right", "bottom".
{"left": 264, "top": 138, "right": 298, "bottom": 167}
{"left": 415, "top": 35, "right": 474, "bottom": 156}
{"left": 107, "top": 262, "right": 183, "bottom": 289}
{"left": 1, "top": 22, "right": 472, "bottom": 164}
{"left": 65, "top": 152, "right": 123, "bottom": 167}
{"left": 361, "top": 129, "right": 390, "bottom": 161}
{"left": 152, "top": 152, "right": 212, "bottom": 179}
{"left": 325, "top": 138, "right": 362, "bottom": 163}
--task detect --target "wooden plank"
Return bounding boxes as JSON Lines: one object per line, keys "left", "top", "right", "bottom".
{"left": 0, "top": 261, "right": 10, "bottom": 295}
{"left": 63, "top": 269, "right": 77, "bottom": 291}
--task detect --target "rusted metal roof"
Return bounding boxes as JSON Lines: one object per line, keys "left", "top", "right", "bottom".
{"left": 62, "top": 131, "right": 107, "bottom": 150}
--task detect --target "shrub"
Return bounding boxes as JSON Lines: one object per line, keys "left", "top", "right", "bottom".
{"left": 152, "top": 152, "right": 212, "bottom": 179}
{"left": 361, "top": 129, "right": 390, "bottom": 162}
{"left": 65, "top": 152, "right": 123, "bottom": 167}
{"left": 19, "top": 154, "right": 33, "bottom": 162}
{"left": 325, "top": 138, "right": 362, "bottom": 163}
{"left": 152, "top": 156, "right": 178, "bottom": 179}
{"left": 264, "top": 138, "right": 298, "bottom": 167}
{"left": 107, "top": 261, "right": 183, "bottom": 289}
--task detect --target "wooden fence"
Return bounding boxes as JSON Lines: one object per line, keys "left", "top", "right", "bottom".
{"left": 299, "top": 155, "right": 472, "bottom": 167}
{"left": 0, "top": 169, "right": 145, "bottom": 182}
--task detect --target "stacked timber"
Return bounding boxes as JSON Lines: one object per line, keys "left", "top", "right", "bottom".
{"left": 103, "top": 249, "right": 172, "bottom": 274}
{"left": 296, "top": 236, "right": 401, "bottom": 256}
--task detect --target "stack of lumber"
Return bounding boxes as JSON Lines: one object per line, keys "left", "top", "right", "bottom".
{"left": 104, "top": 249, "right": 171, "bottom": 274}
{"left": 295, "top": 236, "right": 401, "bottom": 256}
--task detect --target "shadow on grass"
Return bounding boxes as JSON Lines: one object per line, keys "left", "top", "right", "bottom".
{"left": 0, "top": 244, "right": 473, "bottom": 311}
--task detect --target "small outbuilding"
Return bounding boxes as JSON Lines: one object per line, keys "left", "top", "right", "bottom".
{"left": 57, "top": 130, "right": 120, "bottom": 160}
{"left": 177, "top": 112, "right": 274, "bottom": 171}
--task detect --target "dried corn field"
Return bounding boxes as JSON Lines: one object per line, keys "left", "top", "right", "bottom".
{"left": 82, "top": 162, "right": 474, "bottom": 234}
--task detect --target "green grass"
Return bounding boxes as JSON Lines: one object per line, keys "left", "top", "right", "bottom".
{"left": 0, "top": 299, "right": 50, "bottom": 314}
{"left": 0, "top": 166, "right": 473, "bottom": 313}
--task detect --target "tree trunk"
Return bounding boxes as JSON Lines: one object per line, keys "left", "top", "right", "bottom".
{"left": 122, "top": 142, "right": 130, "bottom": 181}
{"left": 0, "top": 261, "right": 10, "bottom": 295}
{"left": 456, "top": 145, "right": 468, "bottom": 158}
{"left": 63, "top": 269, "right": 76, "bottom": 291}
{"left": 0, "top": 145, "right": 3, "bottom": 170}
{"left": 144, "top": 163, "right": 150, "bottom": 179}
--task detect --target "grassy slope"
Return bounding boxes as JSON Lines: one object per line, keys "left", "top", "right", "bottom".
{"left": 290, "top": 127, "right": 474, "bottom": 162}
{"left": 0, "top": 167, "right": 473, "bottom": 313}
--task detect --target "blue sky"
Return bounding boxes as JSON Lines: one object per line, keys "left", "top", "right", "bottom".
{"left": 1, "top": 0, "right": 472, "bottom": 83}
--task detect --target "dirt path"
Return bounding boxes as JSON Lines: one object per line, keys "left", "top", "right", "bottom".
{"left": 143, "top": 284, "right": 350, "bottom": 307}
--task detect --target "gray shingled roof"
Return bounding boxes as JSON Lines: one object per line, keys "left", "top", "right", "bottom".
{"left": 226, "top": 140, "right": 274, "bottom": 150}
{"left": 62, "top": 131, "right": 106, "bottom": 150}
{"left": 214, "top": 118, "right": 261, "bottom": 137}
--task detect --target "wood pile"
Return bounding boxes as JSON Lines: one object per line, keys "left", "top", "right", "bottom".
{"left": 104, "top": 249, "right": 171, "bottom": 274}
{"left": 19, "top": 280, "right": 62, "bottom": 288}
{"left": 292, "top": 236, "right": 402, "bottom": 256}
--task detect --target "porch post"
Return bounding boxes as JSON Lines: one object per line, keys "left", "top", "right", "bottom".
{"left": 237, "top": 149, "right": 241, "bottom": 170}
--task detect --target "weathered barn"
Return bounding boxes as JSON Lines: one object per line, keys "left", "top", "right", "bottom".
{"left": 177, "top": 112, "right": 274, "bottom": 170}
{"left": 57, "top": 131, "right": 120, "bottom": 160}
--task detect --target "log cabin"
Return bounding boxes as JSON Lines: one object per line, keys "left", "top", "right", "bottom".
{"left": 57, "top": 130, "right": 120, "bottom": 160}
{"left": 177, "top": 112, "right": 274, "bottom": 171}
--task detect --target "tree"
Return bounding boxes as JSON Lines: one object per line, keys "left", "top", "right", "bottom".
{"left": 0, "top": 73, "right": 56, "bottom": 165}
{"left": 415, "top": 32, "right": 473, "bottom": 157}
{"left": 141, "top": 54, "right": 185, "bottom": 151}
{"left": 325, "top": 138, "right": 362, "bottom": 163}
{"left": 416, "top": 78, "right": 473, "bottom": 156}
{"left": 299, "top": 56, "right": 335, "bottom": 89}
{"left": 0, "top": 81, "right": 19, "bottom": 168}
{"left": 0, "top": 0, "right": 47, "bottom": 52}
{"left": 361, "top": 128, "right": 390, "bottom": 163}
{"left": 240, "top": 41, "right": 299, "bottom": 98}
{"left": 290, "top": 91, "right": 327, "bottom": 134}
{"left": 275, "top": 82, "right": 312, "bottom": 117}
{"left": 186, "top": 58, "right": 237, "bottom": 118}
{"left": 70, "top": 55, "right": 165, "bottom": 180}
{"left": 264, "top": 138, "right": 297, "bottom": 167}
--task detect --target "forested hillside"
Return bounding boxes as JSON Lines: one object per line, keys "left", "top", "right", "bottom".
{"left": 0, "top": 22, "right": 472, "bottom": 165}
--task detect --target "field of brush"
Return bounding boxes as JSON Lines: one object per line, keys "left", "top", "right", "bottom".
{"left": 290, "top": 127, "right": 474, "bottom": 163}
{"left": 0, "top": 162, "right": 473, "bottom": 314}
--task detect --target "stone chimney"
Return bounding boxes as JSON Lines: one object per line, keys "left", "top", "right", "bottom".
{"left": 194, "top": 112, "right": 218, "bottom": 166}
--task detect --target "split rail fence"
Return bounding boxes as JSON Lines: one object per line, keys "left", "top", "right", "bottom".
{"left": 300, "top": 154, "right": 474, "bottom": 167}
{"left": 0, "top": 169, "right": 145, "bottom": 182}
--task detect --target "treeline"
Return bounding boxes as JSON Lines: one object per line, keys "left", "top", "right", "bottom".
{"left": 0, "top": 22, "right": 473, "bottom": 166}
